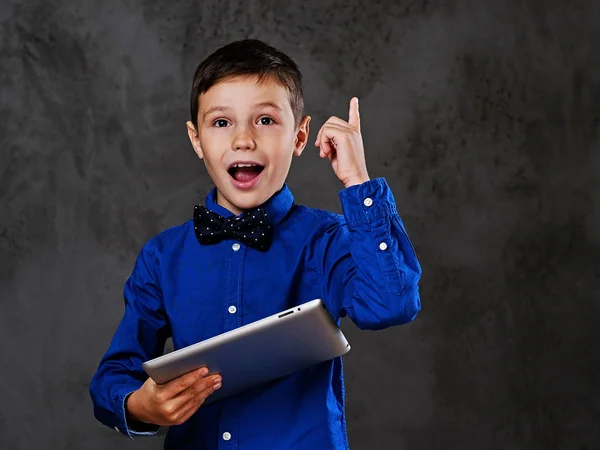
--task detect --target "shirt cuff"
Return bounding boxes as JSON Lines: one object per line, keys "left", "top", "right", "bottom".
{"left": 114, "top": 388, "right": 161, "bottom": 438}
{"left": 338, "top": 177, "right": 398, "bottom": 229}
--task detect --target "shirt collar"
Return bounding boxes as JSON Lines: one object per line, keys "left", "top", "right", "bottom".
{"left": 204, "top": 184, "right": 294, "bottom": 226}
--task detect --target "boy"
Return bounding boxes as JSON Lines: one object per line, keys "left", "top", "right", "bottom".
{"left": 89, "top": 39, "right": 421, "bottom": 449}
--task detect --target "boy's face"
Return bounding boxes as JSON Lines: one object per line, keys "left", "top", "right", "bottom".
{"left": 186, "top": 76, "right": 310, "bottom": 215}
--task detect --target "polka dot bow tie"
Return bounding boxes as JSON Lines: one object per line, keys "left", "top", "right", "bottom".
{"left": 193, "top": 205, "right": 273, "bottom": 251}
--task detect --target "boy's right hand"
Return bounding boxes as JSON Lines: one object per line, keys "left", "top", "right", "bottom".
{"left": 126, "top": 367, "right": 221, "bottom": 426}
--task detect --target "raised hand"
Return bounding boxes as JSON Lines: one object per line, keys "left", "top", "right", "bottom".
{"left": 315, "top": 97, "right": 370, "bottom": 188}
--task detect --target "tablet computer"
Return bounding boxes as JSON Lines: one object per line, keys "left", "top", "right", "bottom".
{"left": 141, "top": 298, "right": 350, "bottom": 404}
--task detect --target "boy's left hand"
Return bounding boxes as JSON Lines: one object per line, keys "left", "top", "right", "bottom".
{"left": 315, "top": 97, "right": 370, "bottom": 188}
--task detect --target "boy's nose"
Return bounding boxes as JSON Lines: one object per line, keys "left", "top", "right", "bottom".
{"left": 232, "top": 133, "right": 256, "bottom": 151}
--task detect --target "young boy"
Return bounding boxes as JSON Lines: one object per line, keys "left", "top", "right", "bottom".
{"left": 89, "top": 39, "right": 422, "bottom": 449}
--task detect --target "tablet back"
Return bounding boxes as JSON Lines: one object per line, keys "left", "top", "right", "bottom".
{"left": 141, "top": 298, "right": 350, "bottom": 404}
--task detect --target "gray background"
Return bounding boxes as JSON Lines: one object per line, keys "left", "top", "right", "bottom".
{"left": 1, "top": 0, "right": 599, "bottom": 449}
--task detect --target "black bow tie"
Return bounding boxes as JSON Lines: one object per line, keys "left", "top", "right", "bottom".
{"left": 193, "top": 205, "right": 273, "bottom": 251}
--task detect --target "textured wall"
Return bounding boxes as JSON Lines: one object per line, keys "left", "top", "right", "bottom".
{"left": 1, "top": 0, "right": 599, "bottom": 449}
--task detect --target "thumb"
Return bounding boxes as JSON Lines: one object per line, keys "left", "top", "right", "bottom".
{"left": 348, "top": 97, "right": 360, "bottom": 132}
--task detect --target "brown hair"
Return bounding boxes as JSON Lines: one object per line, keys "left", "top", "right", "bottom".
{"left": 189, "top": 39, "right": 305, "bottom": 128}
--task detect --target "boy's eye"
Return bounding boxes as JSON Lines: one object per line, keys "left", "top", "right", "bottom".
{"left": 258, "top": 117, "right": 274, "bottom": 125}
{"left": 213, "top": 119, "right": 229, "bottom": 128}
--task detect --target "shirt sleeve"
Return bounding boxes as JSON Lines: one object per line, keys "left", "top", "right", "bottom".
{"left": 89, "top": 240, "right": 170, "bottom": 438}
{"left": 316, "top": 177, "right": 422, "bottom": 330}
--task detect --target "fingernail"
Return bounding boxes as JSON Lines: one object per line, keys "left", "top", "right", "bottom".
{"left": 214, "top": 382, "right": 222, "bottom": 390}
{"left": 213, "top": 376, "right": 222, "bottom": 384}
{"left": 200, "top": 368, "right": 208, "bottom": 376}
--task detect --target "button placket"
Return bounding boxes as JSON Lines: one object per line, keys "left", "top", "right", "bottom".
{"left": 219, "top": 217, "right": 244, "bottom": 450}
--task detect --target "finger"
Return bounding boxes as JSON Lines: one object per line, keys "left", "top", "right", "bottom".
{"left": 176, "top": 373, "right": 221, "bottom": 402}
{"left": 324, "top": 116, "right": 353, "bottom": 128}
{"left": 177, "top": 377, "right": 221, "bottom": 420}
{"left": 172, "top": 399, "right": 201, "bottom": 425}
{"left": 194, "top": 376, "right": 221, "bottom": 403}
{"left": 348, "top": 97, "right": 360, "bottom": 132}
{"left": 317, "top": 123, "right": 349, "bottom": 155}
{"left": 315, "top": 125, "right": 322, "bottom": 147}
{"left": 196, "top": 376, "right": 221, "bottom": 408}
{"left": 165, "top": 391, "right": 206, "bottom": 425}
{"left": 321, "top": 137, "right": 341, "bottom": 163}
{"left": 320, "top": 138, "right": 334, "bottom": 159}
{"left": 164, "top": 373, "right": 220, "bottom": 421}
{"left": 317, "top": 122, "right": 348, "bottom": 145}
{"left": 316, "top": 117, "right": 353, "bottom": 147}
{"left": 179, "top": 376, "right": 222, "bottom": 423}
{"left": 318, "top": 128, "right": 336, "bottom": 157}
{"left": 165, "top": 367, "right": 209, "bottom": 397}
{"left": 315, "top": 122, "right": 335, "bottom": 147}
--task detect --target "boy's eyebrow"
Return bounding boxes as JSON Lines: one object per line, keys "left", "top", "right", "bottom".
{"left": 202, "top": 102, "right": 282, "bottom": 119}
{"left": 253, "top": 101, "right": 282, "bottom": 111}
{"left": 203, "top": 106, "right": 230, "bottom": 118}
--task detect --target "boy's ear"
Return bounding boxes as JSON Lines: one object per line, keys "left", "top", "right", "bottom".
{"left": 293, "top": 115, "right": 311, "bottom": 157}
{"left": 186, "top": 121, "right": 204, "bottom": 159}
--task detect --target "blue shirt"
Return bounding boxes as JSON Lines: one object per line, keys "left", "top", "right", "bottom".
{"left": 89, "top": 178, "right": 422, "bottom": 449}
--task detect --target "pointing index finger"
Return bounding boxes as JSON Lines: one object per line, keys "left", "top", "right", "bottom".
{"left": 348, "top": 97, "right": 360, "bottom": 132}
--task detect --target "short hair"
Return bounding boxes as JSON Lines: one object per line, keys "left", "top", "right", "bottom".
{"left": 189, "top": 39, "right": 305, "bottom": 128}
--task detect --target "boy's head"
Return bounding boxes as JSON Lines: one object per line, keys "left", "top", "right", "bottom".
{"left": 186, "top": 39, "right": 311, "bottom": 215}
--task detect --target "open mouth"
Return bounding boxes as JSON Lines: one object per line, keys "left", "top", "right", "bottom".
{"left": 227, "top": 163, "right": 265, "bottom": 183}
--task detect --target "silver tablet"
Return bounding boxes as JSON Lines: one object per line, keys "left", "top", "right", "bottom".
{"left": 141, "top": 298, "right": 350, "bottom": 404}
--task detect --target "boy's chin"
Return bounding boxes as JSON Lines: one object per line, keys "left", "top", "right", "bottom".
{"left": 235, "top": 192, "right": 271, "bottom": 210}
{"left": 219, "top": 187, "right": 273, "bottom": 213}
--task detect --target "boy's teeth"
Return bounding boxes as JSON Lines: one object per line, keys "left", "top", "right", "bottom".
{"left": 234, "top": 163, "right": 257, "bottom": 168}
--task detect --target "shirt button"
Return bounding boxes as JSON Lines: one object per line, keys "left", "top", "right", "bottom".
{"left": 363, "top": 197, "right": 373, "bottom": 207}
{"left": 232, "top": 243, "right": 240, "bottom": 251}
{"left": 228, "top": 305, "right": 237, "bottom": 314}
{"left": 223, "top": 432, "right": 232, "bottom": 441}
{"left": 379, "top": 242, "right": 388, "bottom": 251}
